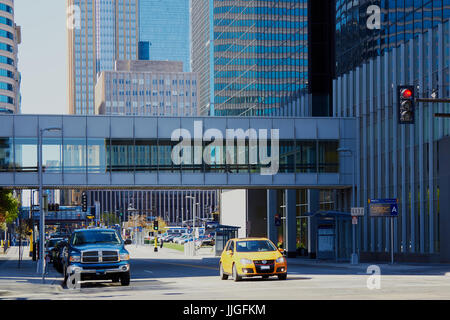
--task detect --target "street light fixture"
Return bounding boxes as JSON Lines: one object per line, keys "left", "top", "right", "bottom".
{"left": 337, "top": 147, "right": 358, "bottom": 265}
{"left": 38, "top": 127, "right": 62, "bottom": 282}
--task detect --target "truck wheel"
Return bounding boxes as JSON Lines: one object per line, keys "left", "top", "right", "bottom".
{"left": 120, "top": 272, "right": 130, "bottom": 286}
{"left": 63, "top": 267, "right": 68, "bottom": 285}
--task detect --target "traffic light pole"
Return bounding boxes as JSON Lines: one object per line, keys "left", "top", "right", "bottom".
{"left": 415, "top": 98, "right": 450, "bottom": 118}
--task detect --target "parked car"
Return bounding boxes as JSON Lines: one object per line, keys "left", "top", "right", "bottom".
{"left": 45, "top": 238, "right": 64, "bottom": 263}
{"left": 62, "top": 228, "right": 132, "bottom": 287}
{"left": 172, "top": 234, "right": 188, "bottom": 243}
{"left": 53, "top": 240, "right": 69, "bottom": 273}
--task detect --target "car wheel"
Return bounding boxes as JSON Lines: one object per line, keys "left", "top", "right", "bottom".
{"left": 232, "top": 264, "right": 242, "bottom": 282}
{"left": 219, "top": 263, "right": 228, "bottom": 280}
{"left": 120, "top": 272, "right": 130, "bottom": 286}
{"left": 278, "top": 273, "right": 287, "bottom": 280}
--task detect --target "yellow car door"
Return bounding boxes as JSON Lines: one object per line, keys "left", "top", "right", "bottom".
{"left": 221, "top": 240, "right": 234, "bottom": 274}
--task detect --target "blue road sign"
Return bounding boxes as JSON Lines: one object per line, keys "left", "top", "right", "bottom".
{"left": 369, "top": 199, "right": 399, "bottom": 217}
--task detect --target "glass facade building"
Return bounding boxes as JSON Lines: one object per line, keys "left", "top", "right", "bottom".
{"left": 87, "top": 189, "right": 219, "bottom": 225}
{"left": 67, "top": 0, "right": 138, "bottom": 115}
{"left": 333, "top": 18, "right": 450, "bottom": 260}
{"left": 95, "top": 65, "right": 199, "bottom": 117}
{"left": 138, "top": 0, "right": 191, "bottom": 72}
{"left": 191, "top": 0, "right": 308, "bottom": 116}
{"left": 0, "top": 0, "right": 20, "bottom": 114}
{"left": 336, "top": 0, "right": 450, "bottom": 76}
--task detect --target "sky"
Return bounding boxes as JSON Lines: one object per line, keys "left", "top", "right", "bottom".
{"left": 15, "top": 0, "right": 68, "bottom": 115}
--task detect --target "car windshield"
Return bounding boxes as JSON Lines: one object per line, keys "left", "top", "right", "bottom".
{"left": 47, "top": 239, "right": 61, "bottom": 247}
{"left": 235, "top": 240, "right": 277, "bottom": 252}
{"left": 71, "top": 230, "right": 121, "bottom": 246}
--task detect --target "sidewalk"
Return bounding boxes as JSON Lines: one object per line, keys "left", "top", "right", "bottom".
{"left": 285, "top": 256, "right": 450, "bottom": 275}
{"left": 0, "top": 246, "right": 63, "bottom": 299}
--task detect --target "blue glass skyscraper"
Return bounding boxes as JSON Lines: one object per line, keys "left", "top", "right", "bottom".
{"left": 336, "top": 0, "right": 450, "bottom": 76}
{"left": 192, "top": 0, "right": 308, "bottom": 116}
{"left": 138, "top": 0, "right": 191, "bottom": 72}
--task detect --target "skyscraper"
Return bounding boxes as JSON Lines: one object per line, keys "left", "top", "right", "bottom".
{"left": 335, "top": 0, "right": 450, "bottom": 76}
{"left": 191, "top": 0, "right": 308, "bottom": 116}
{"left": 67, "top": 0, "right": 139, "bottom": 115}
{"left": 139, "top": 0, "right": 191, "bottom": 72}
{"left": 333, "top": 0, "right": 450, "bottom": 260}
{"left": 0, "top": 0, "right": 21, "bottom": 114}
{"left": 95, "top": 60, "right": 198, "bottom": 116}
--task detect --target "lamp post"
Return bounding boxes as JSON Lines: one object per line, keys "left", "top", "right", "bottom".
{"left": 38, "top": 127, "right": 62, "bottom": 282}
{"left": 186, "top": 196, "right": 198, "bottom": 255}
{"left": 128, "top": 203, "right": 138, "bottom": 248}
{"left": 337, "top": 147, "right": 358, "bottom": 265}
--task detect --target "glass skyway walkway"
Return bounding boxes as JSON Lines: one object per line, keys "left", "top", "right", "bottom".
{"left": 0, "top": 115, "right": 355, "bottom": 189}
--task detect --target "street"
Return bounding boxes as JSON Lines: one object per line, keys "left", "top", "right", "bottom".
{"left": 1, "top": 246, "right": 450, "bottom": 300}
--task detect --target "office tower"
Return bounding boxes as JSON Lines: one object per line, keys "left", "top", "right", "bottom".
{"left": 334, "top": 1, "right": 450, "bottom": 260}
{"left": 67, "top": 0, "right": 139, "bottom": 115}
{"left": 0, "top": 0, "right": 21, "bottom": 114}
{"left": 95, "top": 60, "right": 198, "bottom": 116}
{"left": 335, "top": 0, "right": 450, "bottom": 77}
{"left": 139, "top": 0, "right": 191, "bottom": 72}
{"left": 191, "top": 0, "right": 308, "bottom": 116}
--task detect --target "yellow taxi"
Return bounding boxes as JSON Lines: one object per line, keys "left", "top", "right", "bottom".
{"left": 219, "top": 238, "right": 287, "bottom": 281}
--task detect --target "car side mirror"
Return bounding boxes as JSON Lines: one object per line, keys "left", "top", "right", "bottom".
{"left": 124, "top": 239, "right": 132, "bottom": 245}
{"left": 278, "top": 248, "right": 286, "bottom": 255}
{"left": 227, "top": 250, "right": 233, "bottom": 256}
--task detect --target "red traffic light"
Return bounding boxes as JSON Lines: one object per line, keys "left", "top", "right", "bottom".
{"left": 401, "top": 88, "right": 413, "bottom": 99}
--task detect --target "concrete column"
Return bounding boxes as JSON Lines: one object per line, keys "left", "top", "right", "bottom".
{"left": 307, "top": 189, "right": 320, "bottom": 259}
{"left": 267, "top": 189, "right": 278, "bottom": 245}
{"left": 285, "top": 189, "right": 297, "bottom": 258}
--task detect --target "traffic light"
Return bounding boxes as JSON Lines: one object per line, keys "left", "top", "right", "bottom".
{"left": 398, "top": 86, "right": 415, "bottom": 124}
{"left": 81, "top": 192, "right": 87, "bottom": 212}
{"left": 153, "top": 220, "right": 159, "bottom": 231}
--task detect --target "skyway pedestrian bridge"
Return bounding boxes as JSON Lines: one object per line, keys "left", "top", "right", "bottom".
{"left": 0, "top": 115, "right": 355, "bottom": 189}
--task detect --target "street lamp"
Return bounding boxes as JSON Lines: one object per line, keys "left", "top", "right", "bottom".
{"left": 337, "top": 147, "right": 358, "bottom": 265}
{"left": 186, "top": 196, "right": 199, "bottom": 255}
{"left": 128, "top": 203, "right": 139, "bottom": 248}
{"left": 38, "top": 127, "right": 62, "bottom": 282}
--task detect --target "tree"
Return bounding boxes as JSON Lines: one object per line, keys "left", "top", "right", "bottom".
{"left": 100, "top": 212, "right": 120, "bottom": 226}
{"left": 0, "top": 189, "right": 19, "bottom": 229}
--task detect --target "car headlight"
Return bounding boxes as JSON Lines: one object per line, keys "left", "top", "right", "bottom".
{"left": 120, "top": 253, "right": 130, "bottom": 261}
{"left": 276, "top": 256, "right": 286, "bottom": 264}
{"left": 240, "top": 258, "right": 253, "bottom": 265}
{"left": 69, "top": 254, "right": 81, "bottom": 263}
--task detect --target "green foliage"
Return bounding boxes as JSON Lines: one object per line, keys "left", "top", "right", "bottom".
{"left": 0, "top": 189, "right": 19, "bottom": 227}
{"left": 100, "top": 212, "right": 120, "bottom": 226}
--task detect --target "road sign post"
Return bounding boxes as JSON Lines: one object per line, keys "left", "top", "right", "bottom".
{"left": 369, "top": 199, "right": 399, "bottom": 264}
{"left": 350, "top": 207, "right": 364, "bottom": 264}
